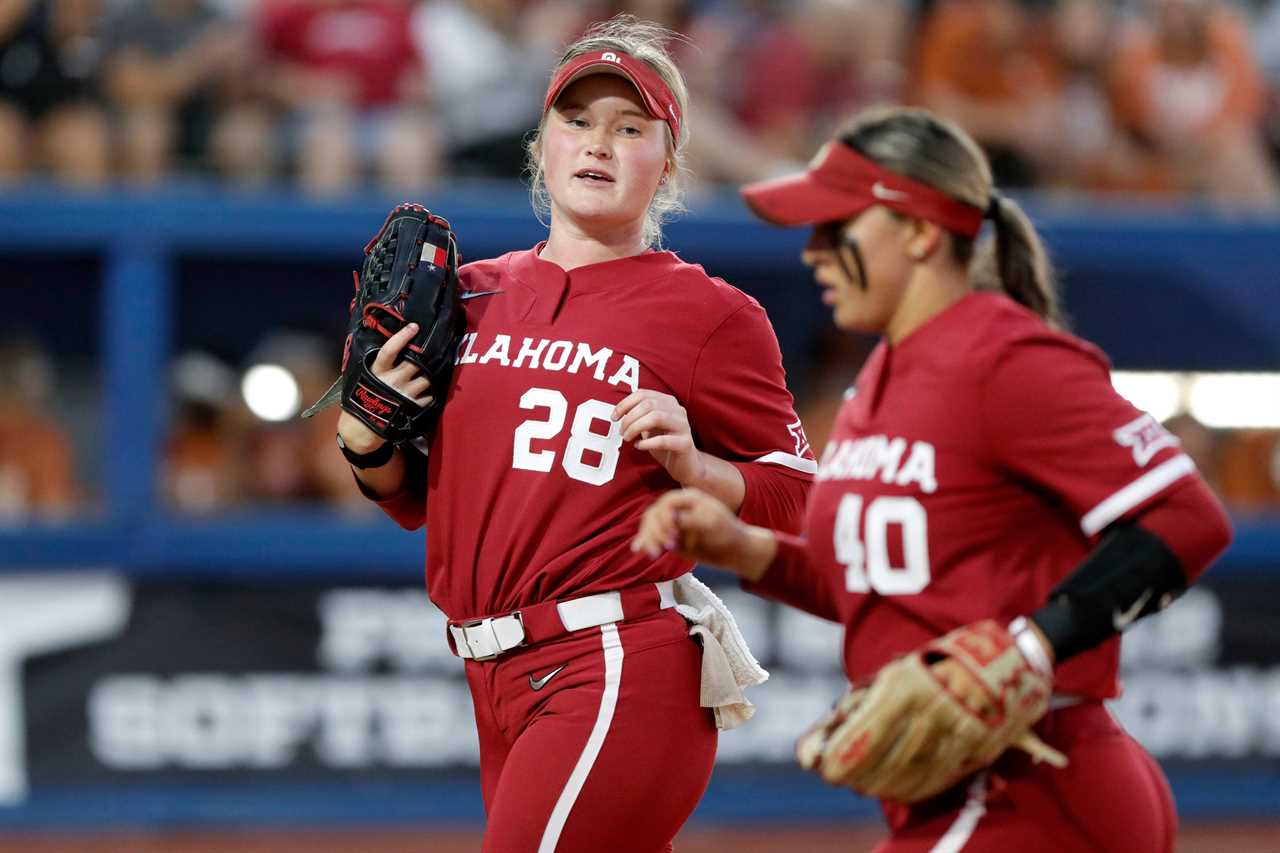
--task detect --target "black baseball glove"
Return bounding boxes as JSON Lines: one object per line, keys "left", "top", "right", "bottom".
{"left": 302, "top": 203, "right": 464, "bottom": 442}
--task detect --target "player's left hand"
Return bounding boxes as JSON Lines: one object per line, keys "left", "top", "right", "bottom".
{"left": 797, "top": 620, "right": 1068, "bottom": 804}
{"left": 614, "top": 390, "right": 705, "bottom": 486}
{"left": 631, "top": 487, "right": 745, "bottom": 562}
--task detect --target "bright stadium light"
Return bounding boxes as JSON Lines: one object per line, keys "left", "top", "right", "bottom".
{"left": 1187, "top": 373, "right": 1280, "bottom": 429}
{"left": 1111, "top": 371, "right": 1183, "bottom": 423}
{"left": 241, "top": 364, "right": 301, "bottom": 422}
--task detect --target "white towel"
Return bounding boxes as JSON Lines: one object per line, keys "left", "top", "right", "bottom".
{"left": 672, "top": 573, "right": 769, "bottom": 731}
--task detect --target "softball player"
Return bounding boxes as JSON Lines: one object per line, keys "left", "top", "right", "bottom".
{"left": 634, "top": 106, "right": 1233, "bottom": 852}
{"left": 335, "top": 17, "right": 814, "bottom": 853}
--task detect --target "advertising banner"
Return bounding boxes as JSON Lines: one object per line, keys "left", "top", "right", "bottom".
{"left": 2, "top": 572, "right": 1276, "bottom": 822}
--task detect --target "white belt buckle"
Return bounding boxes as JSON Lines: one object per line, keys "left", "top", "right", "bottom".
{"left": 461, "top": 612, "right": 524, "bottom": 661}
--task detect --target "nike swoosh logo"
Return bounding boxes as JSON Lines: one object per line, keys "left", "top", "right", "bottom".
{"left": 1113, "top": 589, "right": 1153, "bottom": 632}
{"left": 459, "top": 290, "right": 503, "bottom": 301}
{"left": 528, "top": 664, "right": 567, "bottom": 691}
{"left": 871, "top": 182, "right": 910, "bottom": 202}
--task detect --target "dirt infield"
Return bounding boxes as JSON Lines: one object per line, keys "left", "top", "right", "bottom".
{"left": 1, "top": 823, "right": 1276, "bottom": 852}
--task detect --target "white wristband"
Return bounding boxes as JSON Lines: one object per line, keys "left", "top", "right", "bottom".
{"left": 1009, "top": 616, "right": 1054, "bottom": 677}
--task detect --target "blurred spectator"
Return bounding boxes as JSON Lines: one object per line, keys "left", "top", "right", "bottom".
{"left": 912, "top": 0, "right": 1060, "bottom": 187}
{"left": 1251, "top": 0, "right": 1280, "bottom": 170}
{"left": 1040, "top": 0, "right": 1135, "bottom": 191}
{"left": 255, "top": 0, "right": 438, "bottom": 193}
{"left": 0, "top": 0, "right": 110, "bottom": 184}
{"left": 1109, "top": 0, "right": 1280, "bottom": 207}
{"left": 1029, "top": 0, "right": 1170, "bottom": 195}
{"left": 732, "top": 0, "right": 909, "bottom": 165}
{"left": 1217, "top": 428, "right": 1280, "bottom": 510}
{"left": 164, "top": 334, "right": 381, "bottom": 513}
{"left": 411, "top": 0, "right": 588, "bottom": 179}
{"left": 238, "top": 331, "right": 373, "bottom": 512}
{"left": 101, "top": 0, "right": 245, "bottom": 183}
{"left": 1164, "top": 412, "right": 1221, "bottom": 493}
{"left": 163, "top": 350, "right": 243, "bottom": 513}
{"left": 0, "top": 339, "right": 79, "bottom": 522}
{"left": 1259, "top": 0, "right": 1280, "bottom": 82}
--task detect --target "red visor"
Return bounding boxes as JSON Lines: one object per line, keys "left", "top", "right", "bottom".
{"left": 543, "top": 50, "right": 682, "bottom": 143}
{"left": 741, "top": 142, "right": 985, "bottom": 237}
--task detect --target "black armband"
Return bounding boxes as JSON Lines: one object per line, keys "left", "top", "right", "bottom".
{"left": 1030, "top": 523, "right": 1188, "bottom": 664}
{"left": 337, "top": 433, "right": 396, "bottom": 469}
{"left": 350, "top": 438, "right": 427, "bottom": 502}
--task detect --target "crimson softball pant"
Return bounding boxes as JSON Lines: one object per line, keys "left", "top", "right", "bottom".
{"left": 876, "top": 701, "right": 1176, "bottom": 853}
{"left": 463, "top": 608, "right": 718, "bottom": 853}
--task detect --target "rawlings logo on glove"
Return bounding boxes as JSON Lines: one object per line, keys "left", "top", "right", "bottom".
{"left": 796, "top": 620, "right": 1067, "bottom": 804}
{"left": 302, "top": 203, "right": 464, "bottom": 442}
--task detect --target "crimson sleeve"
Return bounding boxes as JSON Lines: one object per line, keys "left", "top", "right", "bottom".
{"left": 981, "top": 335, "right": 1230, "bottom": 577}
{"left": 685, "top": 299, "right": 815, "bottom": 533}
{"left": 731, "top": 458, "right": 810, "bottom": 532}
{"left": 352, "top": 447, "right": 428, "bottom": 531}
{"left": 743, "top": 532, "right": 842, "bottom": 623}
{"left": 1133, "top": 474, "right": 1233, "bottom": 582}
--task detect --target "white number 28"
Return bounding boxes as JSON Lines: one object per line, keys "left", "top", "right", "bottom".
{"left": 834, "top": 494, "right": 931, "bottom": 595}
{"left": 512, "top": 387, "right": 623, "bottom": 486}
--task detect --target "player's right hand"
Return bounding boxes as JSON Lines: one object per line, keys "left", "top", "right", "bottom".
{"left": 631, "top": 488, "right": 776, "bottom": 579}
{"left": 337, "top": 322, "right": 434, "bottom": 451}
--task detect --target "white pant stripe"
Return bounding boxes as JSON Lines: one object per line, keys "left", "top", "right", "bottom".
{"left": 928, "top": 772, "right": 989, "bottom": 853}
{"left": 537, "top": 623, "right": 624, "bottom": 853}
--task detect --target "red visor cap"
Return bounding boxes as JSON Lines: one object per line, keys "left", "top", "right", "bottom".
{"left": 741, "top": 142, "right": 984, "bottom": 238}
{"left": 543, "top": 50, "right": 682, "bottom": 144}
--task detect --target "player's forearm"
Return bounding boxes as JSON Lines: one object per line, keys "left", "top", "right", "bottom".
{"left": 1027, "top": 476, "right": 1233, "bottom": 666}
{"left": 1028, "top": 523, "right": 1189, "bottom": 665}
{"left": 681, "top": 451, "right": 746, "bottom": 512}
{"left": 344, "top": 439, "right": 428, "bottom": 531}
{"left": 733, "top": 523, "right": 779, "bottom": 583}
{"left": 741, "top": 530, "right": 842, "bottom": 623}
{"left": 339, "top": 410, "right": 407, "bottom": 498}
{"left": 350, "top": 449, "right": 407, "bottom": 498}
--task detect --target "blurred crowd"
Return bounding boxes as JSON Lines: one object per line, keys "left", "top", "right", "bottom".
{"left": 3, "top": 0, "right": 1280, "bottom": 204}
{"left": 4, "top": 0, "right": 1280, "bottom": 522}
{"left": 2, "top": 331, "right": 1278, "bottom": 523}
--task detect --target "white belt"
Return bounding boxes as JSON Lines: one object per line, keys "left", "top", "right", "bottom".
{"left": 450, "top": 612, "right": 529, "bottom": 661}
{"left": 450, "top": 579, "right": 676, "bottom": 661}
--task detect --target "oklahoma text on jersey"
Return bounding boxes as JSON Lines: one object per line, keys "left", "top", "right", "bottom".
{"left": 454, "top": 331, "right": 642, "bottom": 393}
{"left": 816, "top": 434, "right": 938, "bottom": 494}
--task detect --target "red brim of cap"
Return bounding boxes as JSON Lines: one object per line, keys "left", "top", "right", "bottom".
{"left": 741, "top": 142, "right": 985, "bottom": 236}
{"left": 543, "top": 52, "right": 681, "bottom": 142}
{"left": 740, "top": 172, "right": 872, "bottom": 227}
{"left": 551, "top": 63, "right": 654, "bottom": 114}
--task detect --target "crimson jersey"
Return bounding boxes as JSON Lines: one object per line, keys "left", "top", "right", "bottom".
{"left": 374, "top": 245, "right": 814, "bottom": 620}
{"left": 753, "top": 292, "right": 1230, "bottom": 700}
{"left": 258, "top": 0, "right": 419, "bottom": 109}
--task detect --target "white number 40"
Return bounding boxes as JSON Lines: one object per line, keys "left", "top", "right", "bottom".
{"left": 835, "top": 494, "right": 931, "bottom": 595}
{"left": 512, "top": 387, "right": 623, "bottom": 486}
